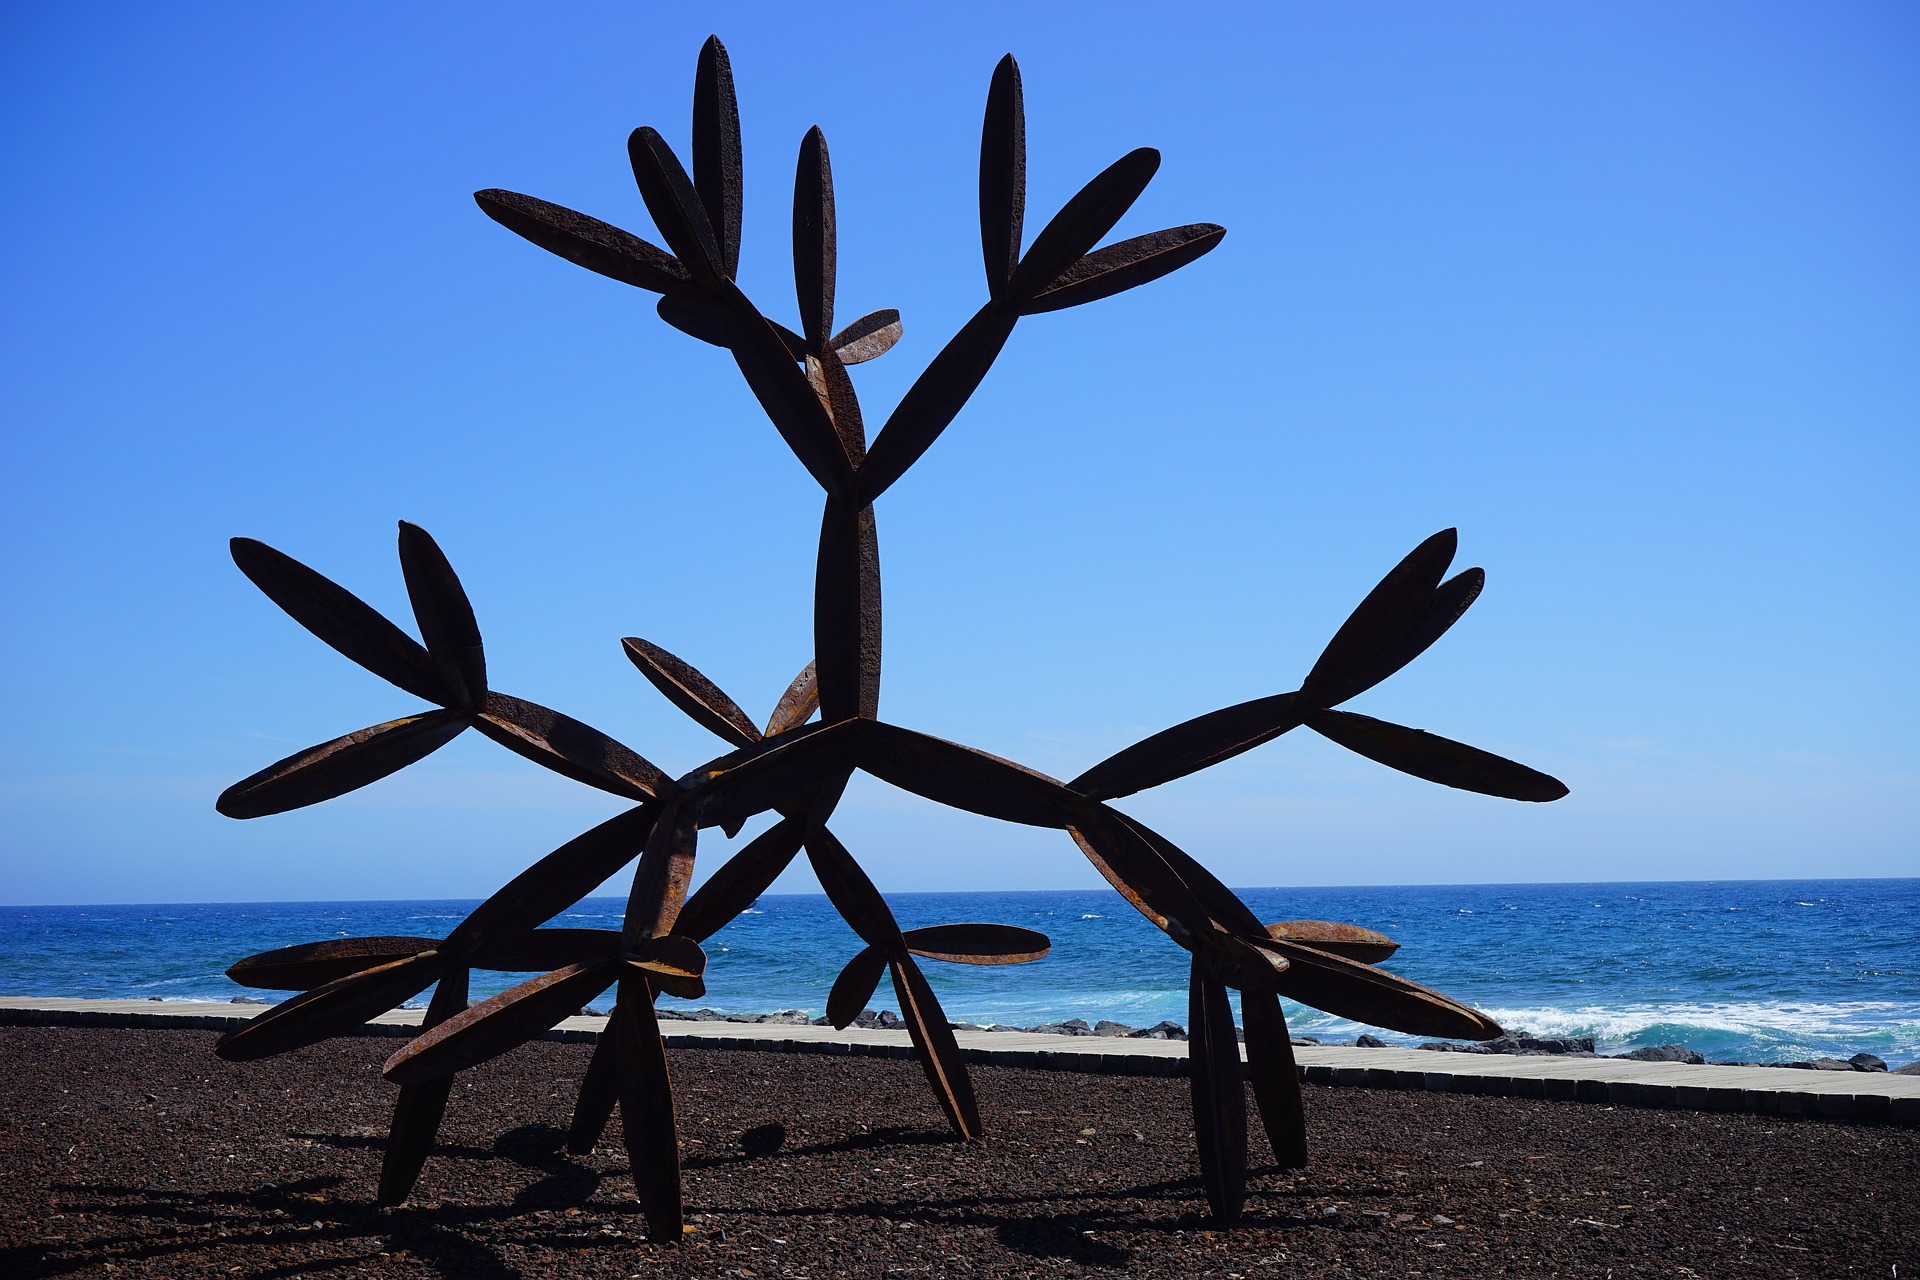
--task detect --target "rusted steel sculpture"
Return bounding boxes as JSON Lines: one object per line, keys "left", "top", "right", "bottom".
{"left": 214, "top": 37, "right": 1567, "bottom": 1237}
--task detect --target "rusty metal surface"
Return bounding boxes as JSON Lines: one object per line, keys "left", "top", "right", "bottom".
{"left": 226, "top": 936, "right": 440, "bottom": 990}
{"left": 1187, "top": 958, "right": 1248, "bottom": 1221}
{"left": 210, "top": 35, "right": 1566, "bottom": 1238}
{"left": 764, "top": 660, "right": 820, "bottom": 737}
{"left": 1265, "top": 919, "right": 1400, "bottom": 964}
{"left": 376, "top": 967, "right": 470, "bottom": 1206}
{"left": 902, "top": 923, "right": 1050, "bottom": 965}
{"left": 565, "top": 1030, "right": 620, "bottom": 1156}
{"left": 623, "top": 637, "right": 761, "bottom": 747}
{"left": 1241, "top": 988, "right": 1308, "bottom": 1170}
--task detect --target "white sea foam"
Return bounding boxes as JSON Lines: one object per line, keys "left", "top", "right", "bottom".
{"left": 1285, "top": 999, "right": 1920, "bottom": 1059}
{"left": 1079, "top": 914, "right": 1104, "bottom": 920}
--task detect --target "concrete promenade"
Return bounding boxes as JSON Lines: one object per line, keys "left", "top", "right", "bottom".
{"left": 4, "top": 996, "right": 1915, "bottom": 1125}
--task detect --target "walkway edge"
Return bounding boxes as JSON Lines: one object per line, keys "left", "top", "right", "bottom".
{"left": 4, "top": 998, "right": 1914, "bottom": 1127}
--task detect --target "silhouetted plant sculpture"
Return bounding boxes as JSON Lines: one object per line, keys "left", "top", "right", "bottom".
{"left": 214, "top": 36, "right": 1567, "bottom": 1238}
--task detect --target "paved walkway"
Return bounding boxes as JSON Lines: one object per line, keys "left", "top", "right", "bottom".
{"left": 4, "top": 997, "right": 1914, "bottom": 1125}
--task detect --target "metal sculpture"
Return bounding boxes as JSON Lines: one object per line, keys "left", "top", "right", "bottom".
{"left": 213, "top": 37, "right": 1567, "bottom": 1238}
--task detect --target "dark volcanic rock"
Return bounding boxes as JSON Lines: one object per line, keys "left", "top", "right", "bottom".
{"left": 1849, "top": 1053, "right": 1888, "bottom": 1072}
{"left": 1616, "top": 1045, "right": 1705, "bottom": 1064}
{"left": 1894, "top": 1060, "right": 1920, "bottom": 1075}
{"left": 1129, "top": 1020, "right": 1187, "bottom": 1041}
{"left": 1354, "top": 1034, "right": 1387, "bottom": 1047}
{"left": 1809, "top": 1057, "right": 1857, "bottom": 1071}
{"left": 1025, "top": 1019, "right": 1095, "bottom": 1037}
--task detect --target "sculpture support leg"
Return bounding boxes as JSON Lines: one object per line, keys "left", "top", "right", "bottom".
{"left": 615, "top": 977, "right": 684, "bottom": 1242}
{"left": 567, "top": 1030, "right": 621, "bottom": 1156}
{"left": 1187, "top": 958, "right": 1247, "bottom": 1223}
{"left": 1242, "top": 989, "right": 1309, "bottom": 1169}
{"left": 377, "top": 966, "right": 469, "bottom": 1205}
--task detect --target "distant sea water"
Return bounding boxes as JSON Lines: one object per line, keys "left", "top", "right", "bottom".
{"left": 4, "top": 879, "right": 1916, "bottom": 1067}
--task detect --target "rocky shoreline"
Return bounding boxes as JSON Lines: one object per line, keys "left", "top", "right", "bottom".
{"left": 223, "top": 993, "right": 1920, "bottom": 1073}
{"left": 648, "top": 1006, "right": 1920, "bottom": 1072}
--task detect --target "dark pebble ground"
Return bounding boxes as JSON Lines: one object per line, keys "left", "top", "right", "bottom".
{"left": 1, "top": 1028, "right": 1912, "bottom": 1279}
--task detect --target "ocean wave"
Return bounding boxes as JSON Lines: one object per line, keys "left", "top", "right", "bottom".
{"left": 1279, "top": 999, "right": 1920, "bottom": 1063}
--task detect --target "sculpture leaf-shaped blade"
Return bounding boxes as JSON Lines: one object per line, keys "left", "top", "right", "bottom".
{"left": 230, "top": 537, "right": 450, "bottom": 705}
{"left": 1254, "top": 935, "right": 1504, "bottom": 1041}
{"left": 792, "top": 126, "right": 836, "bottom": 352}
{"left": 1021, "top": 223, "right": 1225, "bottom": 315}
{"left": 623, "top": 804, "right": 698, "bottom": 942}
{"left": 1007, "top": 148, "right": 1160, "bottom": 302}
{"left": 692, "top": 35, "right": 743, "bottom": 278}
{"left": 830, "top": 309, "right": 902, "bottom": 365}
{"left": 979, "top": 53, "right": 1025, "bottom": 296}
{"left": 891, "top": 956, "right": 982, "bottom": 1140}
{"left": 475, "top": 691, "right": 670, "bottom": 801}
{"left": 804, "top": 825, "right": 902, "bottom": 949}
{"left": 1117, "top": 813, "right": 1266, "bottom": 937}
{"left": 856, "top": 303, "right": 1019, "bottom": 504}
{"left": 1070, "top": 692, "right": 1302, "bottom": 800}
{"left": 674, "top": 815, "right": 805, "bottom": 942}
{"left": 1240, "top": 989, "right": 1309, "bottom": 1169}
{"left": 397, "top": 522, "right": 485, "bottom": 711}
{"left": 814, "top": 349, "right": 868, "bottom": 466}
{"left": 765, "top": 661, "right": 820, "bottom": 737}
{"left": 383, "top": 959, "right": 622, "bottom": 1086}
{"left": 814, "top": 497, "right": 881, "bottom": 722}
{"left": 447, "top": 803, "right": 658, "bottom": 952}
{"left": 215, "top": 950, "right": 444, "bottom": 1062}
{"left": 856, "top": 722, "right": 1076, "bottom": 828}
{"left": 472, "top": 189, "right": 696, "bottom": 298}
{"left": 1187, "top": 960, "right": 1248, "bottom": 1222}
{"left": 718, "top": 285, "right": 856, "bottom": 497}
{"left": 1298, "top": 529, "right": 1456, "bottom": 710}
{"left": 826, "top": 944, "right": 887, "bottom": 1028}
{"left": 468, "top": 927, "right": 621, "bottom": 973}
{"left": 623, "top": 637, "right": 760, "bottom": 748}
{"left": 860, "top": 721, "right": 1082, "bottom": 832}
{"left": 227, "top": 935, "right": 440, "bottom": 990}
{"left": 614, "top": 977, "right": 685, "bottom": 1242}
{"left": 566, "top": 1033, "right": 620, "bottom": 1156}
{"left": 1360, "top": 567, "right": 1485, "bottom": 697}
{"left": 1306, "top": 709, "right": 1568, "bottom": 802}
{"left": 375, "top": 969, "right": 469, "bottom": 1206}
{"left": 1265, "top": 920, "right": 1399, "bottom": 964}
{"left": 655, "top": 294, "right": 738, "bottom": 347}
{"left": 627, "top": 127, "right": 722, "bottom": 286}
{"left": 626, "top": 934, "right": 707, "bottom": 982}
{"left": 1065, "top": 809, "right": 1280, "bottom": 993}
{"left": 689, "top": 720, "right": 855, "bottom": 835}
{"left": 217, "top": 709, "right": 469, "bottom": 819}
{"left": 902, "top": 923, "right": 1050, "bottom": 965}
{"left": 1066, "top": 810, "right": 1211, "bottom": 943}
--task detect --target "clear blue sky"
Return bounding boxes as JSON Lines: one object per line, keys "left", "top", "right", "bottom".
{"left": 3, "top": 3, "right": 1914, "bottom": 905}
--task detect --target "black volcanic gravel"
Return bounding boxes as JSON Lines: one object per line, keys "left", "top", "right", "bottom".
{"left": 1, "top": 1027, "right": 1912, "bottom": 1278}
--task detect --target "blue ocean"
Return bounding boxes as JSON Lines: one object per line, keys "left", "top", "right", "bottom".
{"left": 5, "top": 879, "right": 1916, "bottom": 1066}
